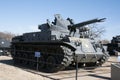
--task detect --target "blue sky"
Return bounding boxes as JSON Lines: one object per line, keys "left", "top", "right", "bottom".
{"left": 0, "top": 0, "right": 120, "bottom": 40}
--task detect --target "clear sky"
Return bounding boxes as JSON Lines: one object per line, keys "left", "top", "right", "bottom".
{"left": 0, "top": 0, "right": 120, "bottom": 40}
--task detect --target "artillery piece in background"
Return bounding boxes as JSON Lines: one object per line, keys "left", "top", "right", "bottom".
{"left": 107, "top": 35, "right": 120, "bottom": 55}
{"left": 11, "top": 14, "right": 109, "bottom": 72}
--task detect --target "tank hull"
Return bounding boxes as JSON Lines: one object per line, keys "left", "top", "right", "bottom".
{"left": 11, "top": 41, "right": 108, "bottom": 72}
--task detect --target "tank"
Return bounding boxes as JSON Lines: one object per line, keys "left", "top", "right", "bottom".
{"left": 107, "top": 35, "right": 120, "bottom": 55}
{"left": 11, "top": 14, "right": 109, "bottom": 72}
{"left": 0, "top": 38, "right": 11, "bottom": 56}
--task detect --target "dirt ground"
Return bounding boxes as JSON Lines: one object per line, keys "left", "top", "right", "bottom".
{"left": 0, "top": 56, "right": 118, "bottom": 80}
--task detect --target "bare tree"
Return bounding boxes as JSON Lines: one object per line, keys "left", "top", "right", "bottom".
{"left": 0, "top": 31, "right": 15, "bottom": 41}
{"left": 89, "top": 24, "right": 106, "bottom": 39}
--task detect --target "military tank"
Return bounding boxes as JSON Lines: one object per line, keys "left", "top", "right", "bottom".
{"left": 0, "top": 38, "right": 11, "bottom": 56}
{"left": 11, "top": 14, "right": 109, "bottom": 72}
{"left": 107, "top": 35, "right": 120, "bottom": 55}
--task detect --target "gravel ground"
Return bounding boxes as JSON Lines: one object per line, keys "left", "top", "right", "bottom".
{"left": 0, "top": 56, "right": 118, "bottom": 80}
{"left": 0, "top": 56, "right": 48, "bottom": 80}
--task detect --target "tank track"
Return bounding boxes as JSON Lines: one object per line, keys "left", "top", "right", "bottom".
{"left": 85, "top": 53, "right": 109, "bottom": 67}
{"left": 97, "top": 52, "right": 109, "bottom": 66}
{"left": 44, "top": 45, "right": 74, "bottom": 72}
{"left": 11, "top": 43, "right": 74, "bottom": 73}
{"left": 11, "top": 42, "right": 109, "bottom": 72}
{"left": 61, "top": 46, "right": 73, "bottom": 67}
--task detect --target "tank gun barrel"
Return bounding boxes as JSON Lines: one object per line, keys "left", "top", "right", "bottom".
{"left": 73, "top": 18, "right": 106, "bottom": 28}
{"left": 68, "top": 18, "right": 106, "bottom": 36}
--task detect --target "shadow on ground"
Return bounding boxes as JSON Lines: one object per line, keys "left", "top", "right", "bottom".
{"left": 0, "top": 57, "right": 13, "bottom": 65}
{"left": 0, "top": 56, "right": 111, "bottom": 80}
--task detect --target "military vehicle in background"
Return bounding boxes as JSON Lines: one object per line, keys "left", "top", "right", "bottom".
{"left": 107, "top": 35, "right": 120, "bottom": 55}
{"left": 0, "top": 38, "right": 11, "bottom": 56}
{"left": 11, "top": 14, "right": 109, "bottom": 72}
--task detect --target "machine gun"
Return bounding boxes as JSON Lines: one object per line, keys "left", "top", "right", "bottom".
{"left": 67, "top": 18, "right": 106, "bottom": 36}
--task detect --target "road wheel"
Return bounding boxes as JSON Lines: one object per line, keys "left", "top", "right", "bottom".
{"left": 38, "top": 56, "right": 45, "bottom": 70}
{"left": 85, "top": 62, "right": 96, "bottom": 67}
{"left": 46, "top": 56, "right": 57, "bottom": 72}
{"left": 14, "top": 58, "right": 20, "bottom": 64}
{"left": 78, "top": 63, "right": 84, "bottom": 67}
{"left": 29, "top": 61, "right": 36, "bottom": 69}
